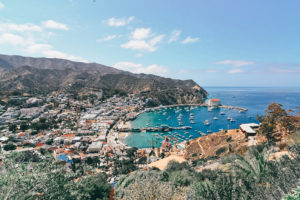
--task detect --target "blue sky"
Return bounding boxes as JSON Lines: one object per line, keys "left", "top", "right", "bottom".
{"left": 0, "top": 0, "right": 299, "bottom": 87}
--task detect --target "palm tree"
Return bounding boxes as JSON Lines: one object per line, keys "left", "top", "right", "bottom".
{"left": 231, "top": 147, "right": 272, "bottom": 183}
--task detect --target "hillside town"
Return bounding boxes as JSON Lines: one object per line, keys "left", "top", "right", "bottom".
{"left": 0, "top": 93, "right": 144, "bottom": 179}
{"left": 0, "top": 92, "right": 196, "bottom": 184}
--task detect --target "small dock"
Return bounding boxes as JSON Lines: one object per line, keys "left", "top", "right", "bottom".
{"left": 118, "top": 126, "right": 192, "bottom": 133}
{"left": 219, "top": 105, "right": 248, "bottom": 111}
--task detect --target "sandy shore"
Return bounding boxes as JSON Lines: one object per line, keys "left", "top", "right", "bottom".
{"left": 118, "top": 121, "right": 132, "bottom": 144}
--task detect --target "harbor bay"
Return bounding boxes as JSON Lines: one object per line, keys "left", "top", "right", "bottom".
{"left": 124, "top": 87, "right": 300, "bottom": 148}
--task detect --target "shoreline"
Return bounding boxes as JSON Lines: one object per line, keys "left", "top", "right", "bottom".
{"left": 118, "top": 103, "right": 249, "bottom": 149}
{"left": 118, "top": 121, "right": 131, "bottom": 145}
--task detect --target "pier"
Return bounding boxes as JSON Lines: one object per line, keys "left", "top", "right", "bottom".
{"left": 118, "top": 126, "right": 192, "bottom": 133}
{"left": 218, "top": 105, "right": 248, "bottom": 111}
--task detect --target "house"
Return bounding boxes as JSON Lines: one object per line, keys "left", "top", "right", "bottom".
{"left": 72, "top": 136, "right": 82, "bottom": 144}
{"left": 87, "top": 141, "right": 103, "bottom": 153}
{"left": 0, "top": 136, "right": 8, "bottom": 143}
{"left": 240, "top": 123, "right": 260, "bottom": 137}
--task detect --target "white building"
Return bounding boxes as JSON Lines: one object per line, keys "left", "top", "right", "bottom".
{"left": 240, "top": 123, "right": 260, "bottom": 137}
{"left": 87, "top": 141, "right": 103, "bottom": 153}
{"left": 206, "top": 98, "right": 221, "bottom": 107}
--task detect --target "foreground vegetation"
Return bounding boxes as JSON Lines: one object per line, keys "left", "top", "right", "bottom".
{"left": 115, "top": 144, "right": 300, "bottom": 200}
{"left": 0, "top": 103, "right": 299, "bottom": 199}
{"left": 115, "top": 103, "right": 300, "bottom": 200}
{"left": 0, "top": 152, "right": 111, "bottom": 200}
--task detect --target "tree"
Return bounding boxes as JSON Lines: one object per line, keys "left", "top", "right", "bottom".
{"left": 20, "top": 123, "right": 29, "bottom": 131}
{"left": 73, "top": 173, "right": 111, "bottom": 200}
{"left": 231, "top": 147, "right": 272, "bottom": 184}
{"left": 3, "top": 143, "right": 16, "bottom": 151}
{"left": 258, "top": 103, "right": 296, "bottom": 142}
{"left": 126, "top": 147, "right": 138, "bottom": 159}
{"left": 8, "top": 124, "right": 17, "bottom": 132}
{"left": 45, "top": 139, "right": 53, "bottom": 145}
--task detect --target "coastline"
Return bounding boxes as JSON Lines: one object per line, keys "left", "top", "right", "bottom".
{"left": 120, "top": 103, "right": 249, "bottom": 148}
{"left": 118, "top": 121, "right": 131, "bottom": 145}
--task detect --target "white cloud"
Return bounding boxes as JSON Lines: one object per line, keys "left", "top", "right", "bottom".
{"left": 228, "top": 69, "right": 244, "bottom": 74}
{"left": 106, "top": 16, "right": 134, "bottom": 27}
{"left": 135, "top": 53, "right": 143, "bottom": 57}
{"left": 0, "top": 33, "right": 27, "bottom": 46}
{"left": 132, "top": 28, "right": 151, "bottom": 40}
{"left": 24, "top": 43, "right": 87, "bottom": 62}
{"left": 97, "top": 35, "right": 119, "bottom": 42}
{"left": 0, "top": 33, "right": 85, "bottom": 63}
{"left": 181, "top": 36, "right": 200, "bottom": 44}
{"left": 0, "top": 2, "right": 4, "bottom": 9}
{"left": 0, "top": 22, "right": 42, "bottom": 32}
{"left": 113, "top": 61, "right": 168, "bottom": 75}
{"left": 121, "top": 40, "right": 156, "bottom": 52}
{"left": 168, "top": 30, "right": 181, "bottom": 43}
{"left": 25, "top": 43, "right": 52, "bottom": 53}
{"left": 0, "top": 19, "right": 90, "bottom": 63}
{"left": 0, "top": 19, "right": 87, "bottom": 63}
{"left": 121, "top": 28, "right": 165, "bottom": 52}
{"left": 42, "top": 50, "right": 87, "bottom": 62}
{"left": 43, "top": 20, "right": 68, "bottom": 30}
{"left": 215, "top": 60, "right": 254, "bottom": 67}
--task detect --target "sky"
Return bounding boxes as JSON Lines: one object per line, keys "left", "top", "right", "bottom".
{"left": 0, "top": 0, "right": 300, "bottom": 87}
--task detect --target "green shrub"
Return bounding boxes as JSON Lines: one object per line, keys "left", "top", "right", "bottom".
{"left": 216, "top": 147, "right": 226, "bottom": 155}
{"left": 3, "top": 143, "right": 16, "bottom": 151}
{"left": 226, "top": 136, "right": 232, "bottom": 142}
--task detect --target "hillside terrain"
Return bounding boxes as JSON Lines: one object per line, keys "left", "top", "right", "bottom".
{"left": 0, "top": 54, "right": 207, "bottom": 105}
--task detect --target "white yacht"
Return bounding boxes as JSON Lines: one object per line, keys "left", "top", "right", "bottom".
{"left": 230, "top": 118, "right": 236, "bottom": 122}
{"left": 204, "top": 120, "right": 210, "bottom": 125}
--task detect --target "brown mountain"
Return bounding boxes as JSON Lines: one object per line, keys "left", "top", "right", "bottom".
{"left": 0, "top": 54, "right": 207, "bottom": 105}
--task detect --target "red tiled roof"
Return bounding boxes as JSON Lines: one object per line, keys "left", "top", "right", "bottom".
{"left": 62, "top": 134, "right": 75, "bottom": 138}
{"left": 36, "top": 142, "right": 44, "bottom": 147}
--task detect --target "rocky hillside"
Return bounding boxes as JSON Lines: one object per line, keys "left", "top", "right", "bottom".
{"left": 0, "top": 54, "right": 207, "bottom": 105}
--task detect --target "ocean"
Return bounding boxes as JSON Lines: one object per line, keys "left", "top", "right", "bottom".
{"left": 124, "top": 87, "right": 300, "bottom": 148}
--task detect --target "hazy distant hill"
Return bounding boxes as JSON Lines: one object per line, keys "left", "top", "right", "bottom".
{"left": 0, "top": 54, "right": 207, "bottom": 105}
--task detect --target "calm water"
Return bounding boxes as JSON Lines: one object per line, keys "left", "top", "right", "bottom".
{"left": 124, "top": 87, "right": 300, "bottom": 148}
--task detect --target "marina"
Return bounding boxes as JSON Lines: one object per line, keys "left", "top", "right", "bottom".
{"left": 124, "top": 104, "right": 257, "bottom": 148}
{"left": 118, "top": 125, "right": 192, "bottom": 132}
{"left": 123, "top": 87, "right": 300, "bottom": 148}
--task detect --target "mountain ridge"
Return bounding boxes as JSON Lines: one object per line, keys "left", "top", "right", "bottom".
{"left": 0, "top": 54, "right": 207, "bottom": 105}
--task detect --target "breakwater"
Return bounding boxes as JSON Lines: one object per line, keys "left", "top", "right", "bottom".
{"left": 118, "top": 126, "right": 192, "bottom": 133}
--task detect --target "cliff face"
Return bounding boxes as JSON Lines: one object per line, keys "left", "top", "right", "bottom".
{"left": 0, "top": 54, "right": 207, "bottom": 105}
